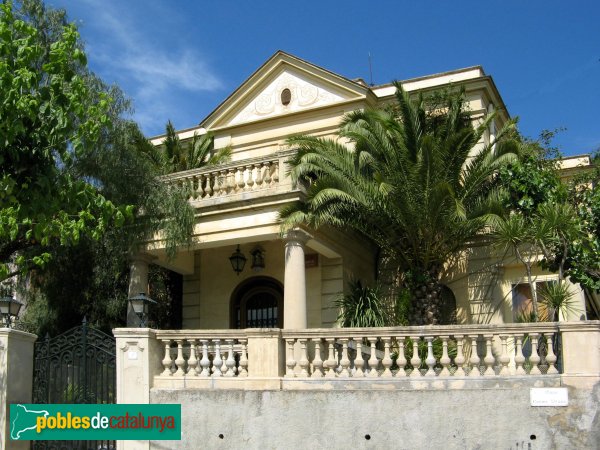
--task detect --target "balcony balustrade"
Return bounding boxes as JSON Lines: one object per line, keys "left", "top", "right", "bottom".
{"left": 162, "top": 151, "right": 298, "bottom": 205}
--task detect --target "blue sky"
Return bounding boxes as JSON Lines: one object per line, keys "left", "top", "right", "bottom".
{"left": 50, "top": 0, "right": 599, "bottom": 156}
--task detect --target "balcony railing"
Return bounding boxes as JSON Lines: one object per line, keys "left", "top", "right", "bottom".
{"left": 162, "top": 150, "right": 298, "bottom": 204}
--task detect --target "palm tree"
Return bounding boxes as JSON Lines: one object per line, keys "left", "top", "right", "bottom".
{"left": 141, "top": 120, "right": 231, "bottom": 174}
{"left": 280, "top": 83, "right": 520, "bottom": 324}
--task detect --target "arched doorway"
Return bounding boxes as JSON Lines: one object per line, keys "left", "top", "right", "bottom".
{"left": 230, "top": 277, "right": 284, "bottom": 328}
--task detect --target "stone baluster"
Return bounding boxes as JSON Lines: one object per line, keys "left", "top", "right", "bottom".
{"left": 248, "top": 165, "right": 257, "bottom": 190}
{"left": 498, "top": 335, "right": 510, "bottom": 376}
{"left": 238, "top": 166, "right": 250, "bottom": 192}
{"left": 212, "top": 339, "right": 223, "bottom": 377}
{"left": 241, "top": 166, "right": 251, "bottom": 191}
{"left": 483, "top": 335, "right": 496, "bottom": 376}
{"left": 439, "top": 336, "right": 451, "bottom": 377}
{"left": 238, "top": 339, "right": 248, "bottom": 377}
{"left": 205, "top": 174, "right": 214, "bottom": 197}
{"left": 198, "top": 174, "right": 206, "bottom": 198}
{"left": 217, "top": 170, "right": 226, "bottom": 195}
{"left": 367, "top": 337, "right": 379, "bottom": 378}
{"left": 311, "top": 338, "right": 324, "bottom": 378}
{"left": 299, "top": 339, "right": 310, "bottom": 377}
{"left": 174, "top": 340, "right": 186, "bottom": 376}
{"left": 237, "top": 167, "right": 246, "bottom": 191}
{"left": 396, "top": 337, "right": 407, "bottom": 377}
{"left": 354, "top": 339, "right": 365, "bottom": 377}
{"left": 454, "top": 335, "right": 466, "bottom": 376}
{"left": 190, "top": 176, "right": 198, "bottom": 200}
{"left": 424, "top": 337, "right": 436, "bottom": 377}
{"left": 263, "top": 162, "right": 272, "bottom": 186}
{"left": 529, "top": 333, "right": 542, "bottom": 375}
{"left": 255, "top": 164, "right": 264, "bottom": 189}
{"left": 410, "top": 338, "right": 421, "bottom": 378}
{"left": 325, "top": 338, "right": 337, "bottom": 378}
{"left": 225, "top": 169, "right": 233, "bottom": 194}
{"left": 225, "top": 339, "right": 236, "bottom": 377}
{"left": 285, "top": 338, "right": 297, "bottom": 378}
{"left": 199, "top": 340, "right": 210, "bottom": 377}
{"left": 545, "top": 334, "right": 558, "bottom": 375}
{"left": 273, "top": 160, "right": 280, "bottom": 184}
{"left": 161, "top": 340, "right": 173, "bottom": 376}
{"left": 336, "top": 339, "right": 349, "bottom": 377}
{"left": 188, "top": 340, "right": 198, "bottom": 376}
{"left": 514, "top": 335, "right": 526, "bottom": 375}
{"left": 381, "top": 337, "right": 393, "bottom": 377}
{"left": 469, "top": 336, "right": 481, "bottom": 377}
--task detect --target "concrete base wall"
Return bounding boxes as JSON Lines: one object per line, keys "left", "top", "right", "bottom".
{"left": 151, "top": 382, "right": 600, "bottom": 450}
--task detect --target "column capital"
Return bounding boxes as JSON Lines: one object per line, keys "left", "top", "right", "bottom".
{"left": 283, "top": 229, "right": 311, "bottom": 245}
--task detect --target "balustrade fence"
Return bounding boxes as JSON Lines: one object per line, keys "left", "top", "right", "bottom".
{"left": 155, "top": 323, "right": 565, "bottom": 381}
{"left": 162, "top": 152, "right": 297, "bottom": 202}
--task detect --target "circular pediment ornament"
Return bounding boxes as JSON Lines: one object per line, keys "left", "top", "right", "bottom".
{"left": 280, "top": 88, "right": 292, "bottom": 106}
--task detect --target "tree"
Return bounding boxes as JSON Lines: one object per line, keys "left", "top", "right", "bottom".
{"left": 3, "top": 0, "right": 197, "bottom": 335}
{"left": 493, "top": 131, "right": 597, "bottom": 321}
{"left": 280, "top": 83, "right": 520, "bottom": 324}
{"left": 0, "top": 0, "right": 132, "bottom": 282}
{"left": 142, "top": 120, "right": 231, "bottom": 174}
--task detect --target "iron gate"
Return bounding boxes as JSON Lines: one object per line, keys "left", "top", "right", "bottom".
{"left": 32, "top": 318, "right": 116, "bottom": 450}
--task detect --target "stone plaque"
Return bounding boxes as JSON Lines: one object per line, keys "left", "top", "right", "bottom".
{"left": 530, "top": 388, "right": 568, "bottom": 406}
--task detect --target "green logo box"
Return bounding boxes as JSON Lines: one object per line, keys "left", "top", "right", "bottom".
{"left": 10, "top": 404, "right": 181, "bottom": 441}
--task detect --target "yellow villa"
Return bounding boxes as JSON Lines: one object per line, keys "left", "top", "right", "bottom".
{"left": 127, "top": 51, "right": 593, "bottom": 330}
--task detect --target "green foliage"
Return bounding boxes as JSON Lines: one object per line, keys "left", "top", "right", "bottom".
{"left": 142, "top": 120, "right": 232, "bottom": 174}
{"left": 538, "top": 281, "right": 576, "bottom": 322}
{"left": 281, "top": 83, "right": 520, "bottom": 324}
{"left": 335, "top": 280, "right": 388, "bottom": 328}
{"left": 496, "top": 129, "right": 599, "bottom": 297}
{"left": 496, "top": 129, "right": 566, "bottom": 215}
{"left": 7, "top": 1, "right": 195, "bottom": 335}
{"left": 0, "top": 1, "right": 133, "bottom": 281}
{"left": 564, "top": 166, "right": 600, "bottom": 292}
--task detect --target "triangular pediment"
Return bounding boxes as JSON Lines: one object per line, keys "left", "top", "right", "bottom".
{"left": 202, "top": 51, "right": 371, "bottom": 129}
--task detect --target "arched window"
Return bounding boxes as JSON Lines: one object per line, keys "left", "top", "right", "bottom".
{"left": 439, "top": 285, "right": 457, "bottom": 325}
{"left": 230, "top": 277, "right": 283, "bottom": 328}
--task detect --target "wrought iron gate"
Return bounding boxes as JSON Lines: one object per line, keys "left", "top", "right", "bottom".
{"left": 32, "top": 318, "right": 116, "bottom": 450}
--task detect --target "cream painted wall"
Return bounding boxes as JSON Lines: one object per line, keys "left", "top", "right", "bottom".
{"left": 444, "top": 244, "right": 587, "bottom": 325}
{"left": 190, "top": 240, "right": 326, "bottom": 329}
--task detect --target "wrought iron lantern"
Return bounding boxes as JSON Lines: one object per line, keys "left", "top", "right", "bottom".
{"left": 0, "top": 296, "right": 23, "bottom": 328}
{"left": 128, "top": 292, "right": 157, "bottom": 327}
{"left": 251, "top": 246, "right": 265, "bottom": 272}
{"left": 229, "top": 245, "right": 247, "bottom": 275}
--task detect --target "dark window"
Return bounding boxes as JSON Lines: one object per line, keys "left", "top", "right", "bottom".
{"left": 231, "top": 277, "right": 283, "bottom": 328}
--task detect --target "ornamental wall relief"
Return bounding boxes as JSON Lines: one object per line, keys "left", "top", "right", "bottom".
{"left": 229, "top": 70, "right": 345, "bottom": 125}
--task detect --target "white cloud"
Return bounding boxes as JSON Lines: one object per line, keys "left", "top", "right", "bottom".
{"left": 68, "top": 0, "right": 223, "bottom": 134}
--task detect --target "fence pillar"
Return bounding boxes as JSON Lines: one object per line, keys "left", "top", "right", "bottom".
{"left": 113, "top": 328, "right": 162, "bottom": 450}
{"left": 246, "top": 329, "right": 284, "bottom": 389}
{"left": 559, "top": 321, "right": 600, "bottom": 388}
{"left": 0, "top": 328, "right": 37, "bottom": 450}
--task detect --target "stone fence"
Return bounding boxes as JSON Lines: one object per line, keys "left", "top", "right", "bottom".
{"left": 114, "top": 321, "right": 600, "bottom": 395}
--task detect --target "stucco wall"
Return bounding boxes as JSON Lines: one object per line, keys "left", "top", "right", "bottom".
{"left": 150, "top": 382, "right": 600, "bottom": 450}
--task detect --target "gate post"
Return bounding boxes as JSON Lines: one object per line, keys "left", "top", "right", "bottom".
{"left": 113, "top": 328, "right": 162, "bottom": 450}
{"left": 0, "top": 328, "right": 37, "bottom": 450}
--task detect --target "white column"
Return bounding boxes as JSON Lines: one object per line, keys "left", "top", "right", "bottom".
{"left": 114, "top": 328, "right": 163, "bottom": 450}
{"left": 0, "top": 329, "right": 36, "bottom": 450}
{"left": 283, "top": 230, "right": 309, "bottom": 329}
{"left": 127, "top": 254, "right": 154, "bottom": 327}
